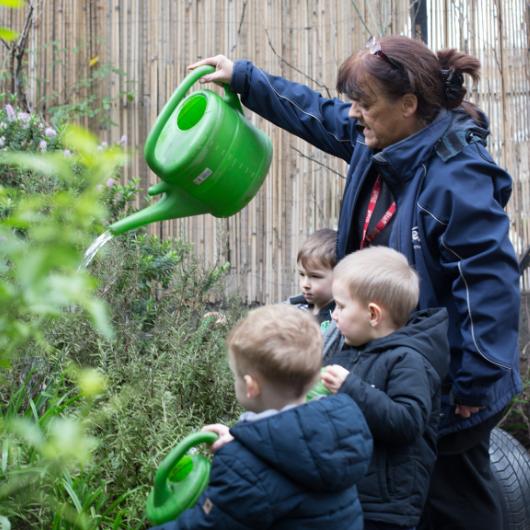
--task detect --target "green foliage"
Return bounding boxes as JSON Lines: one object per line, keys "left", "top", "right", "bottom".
{"left": 0, "top": 115, "right": 124, "bottom": 528}
{"left": 2, "top": 232, "right": 241, "bottom": 529}
{"left": 40, "top": 53, "right": 135, "bottom": 130}
{"left": 0, "top": 110, "right": 243, "bottom": 528}
{"left": 0, "top": 124, "right": 126, "bottom": 363}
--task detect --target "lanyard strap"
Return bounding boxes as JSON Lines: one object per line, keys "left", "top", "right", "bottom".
{"left": 360, "top": 175, "right": 396, "bottom": 249}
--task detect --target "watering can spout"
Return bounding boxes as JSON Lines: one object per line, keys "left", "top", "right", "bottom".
{"left": 108, "top": 182, "right": 209, "bottom": 236}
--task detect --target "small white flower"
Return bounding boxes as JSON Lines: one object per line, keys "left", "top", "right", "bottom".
{"left": 38, "top": 139, "right": 47, "bottom": 151}
{"left": 18, "top": 112, "right": 30, "bottom": 122}
{"left": 44, "top": 127, "right": 57, "bottom": 137}
{"left": 97, "top": 141, "right": 108, "bottom": 152}
{"left": 63, "top": 149, "right": 72, "bottom": 157}
{"left": 119, "top": 134, "right": 127, "bottom": 146}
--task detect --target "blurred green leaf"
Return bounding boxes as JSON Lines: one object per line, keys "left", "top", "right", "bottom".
{"left": 0, "top": 0, "right": 25, "bottom": 7}
{"left": 0, "top": 27, "right": 18, "bottom": 40}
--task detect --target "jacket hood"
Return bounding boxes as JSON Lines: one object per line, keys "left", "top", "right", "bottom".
{"left": 361, "top": 307, "right": 450, "bottom": 379}
{"left": 229, "top": 393, "right": 372, "bottom": 492}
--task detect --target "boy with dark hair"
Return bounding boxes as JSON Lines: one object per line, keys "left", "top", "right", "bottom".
{"left": 288, "top": 228, "right": 337, "bottom": 329}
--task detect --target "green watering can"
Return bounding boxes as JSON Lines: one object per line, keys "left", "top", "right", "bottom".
{"left": 109, "top": 65, "right": 272, "bottom": 235}
{"left": 146, "top": 431, "right": 218, "bottom": 525}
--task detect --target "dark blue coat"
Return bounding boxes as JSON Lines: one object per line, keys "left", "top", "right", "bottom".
{"left": 231, "top": 61, "right": 521, "bottom": 435}
{"left": 323, "top": 308, "right": 449, "bottom": 526}
{"left": 151, "top": 394, "right": 372, "bottom": 530}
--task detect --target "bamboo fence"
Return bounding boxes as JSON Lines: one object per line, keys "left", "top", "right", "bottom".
{"left": 1, "top": 0, "right": 529, "bottom": 301}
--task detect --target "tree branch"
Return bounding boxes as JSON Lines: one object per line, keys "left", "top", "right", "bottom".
{"left": 290, "top": 145, "right": 345, "bottom": 179}
{"left": 264, "top": 28, "right": 332, "bottom": 98}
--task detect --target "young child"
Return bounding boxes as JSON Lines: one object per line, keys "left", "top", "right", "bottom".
{"left": 288, "top": 228, "right": 337, "bottom": 329}
{"left": 320, "top": 246, "right": 449, "bottom": 530}
{"left": 151, "top": 304, "right": 372, "bottom": 530}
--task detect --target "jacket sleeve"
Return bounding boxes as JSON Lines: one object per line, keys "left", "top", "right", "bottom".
{"left": 231, "top": 60, "right": 356, "bottom": 162}
{"left": 149, "top": 448, "right": 273, "bottom": 530}
{"left": 421, "top": 145, "right": 520, "bottom": 407}
{"left": 339, "top": 350, "right": 434, "bottom": 444}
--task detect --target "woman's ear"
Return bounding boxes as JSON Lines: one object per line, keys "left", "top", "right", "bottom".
{"left": 401, "top": 93, "right": 418, "bottom": 118}
{"left": 243, "top": 374, "right": 261, "bottom": 399}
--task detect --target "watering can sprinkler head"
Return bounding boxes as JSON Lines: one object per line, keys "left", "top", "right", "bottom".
{"left": 145, "top": 431, "right": 218, "bottom": 525}
{"left": 108, "top": 65, "right": 272, "bottom": 236}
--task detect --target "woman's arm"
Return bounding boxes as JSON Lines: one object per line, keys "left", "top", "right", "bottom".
{"left": 425, "top": 147, "right": 520, "bottom": 409}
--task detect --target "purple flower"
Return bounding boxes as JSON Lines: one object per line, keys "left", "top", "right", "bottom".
{"left": 106, "top": 178, "right": 115, "bottom": 187}
{"left": 38, "top": 139, "right": 47, "bottom": 152}
{"left": 44, "top": 127, "right": 57, "bottom": 137}
{"left": 5, "top": 104, "right": 16, "bottom": 121}
{"left": 18, "top": 112, "right": 30, "bottom": 122}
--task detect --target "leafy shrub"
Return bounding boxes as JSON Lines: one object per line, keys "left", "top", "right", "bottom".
{"left": 1, "top": 116, "right": 243, "bottom": 528}
{"left": 0, "top": 122, "right": 125, "bottom": 529}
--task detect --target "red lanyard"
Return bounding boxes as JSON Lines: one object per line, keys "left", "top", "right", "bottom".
{"left": 360, "top": 175, "right": 396, "bottom": 249}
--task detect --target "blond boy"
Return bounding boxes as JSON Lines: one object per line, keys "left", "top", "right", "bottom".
{"left": 151, "top": 304, "right": 372, "bottom": 530}
{"left": 320, "top": 246, "right": 449, "bottom": 530}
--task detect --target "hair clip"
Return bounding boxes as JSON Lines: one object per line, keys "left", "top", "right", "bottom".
{"left": 440, "top": 68, "right": 464, "bottom": 102}
{"left": 366, "top": 36, "right": 402, "bottom": 71}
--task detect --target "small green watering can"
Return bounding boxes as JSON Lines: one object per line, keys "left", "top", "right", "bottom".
{"left": 109, "top": 65, "right": 272, "bottom": 235}
{"left": 146, "top": 431, "right": 218, "bottom": 525}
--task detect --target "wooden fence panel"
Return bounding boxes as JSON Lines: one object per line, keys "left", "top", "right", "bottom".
{"left": 1, "top": 0, "right": 529, "bottom": 300}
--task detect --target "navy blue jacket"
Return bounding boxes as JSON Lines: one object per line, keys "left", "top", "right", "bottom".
{"left": 323, "top": 309, "right": 449, "bottom": 526}
{"left": 151, "top": 394, "right": 372, "bottom": 530}
{"left": 231, "top": 61, "right": 521, "bottom": 435}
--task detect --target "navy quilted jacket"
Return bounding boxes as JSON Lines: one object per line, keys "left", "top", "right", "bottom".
{"left": 150, "top": 394, "right": 373, "bottom": 530}
{"left": 230, "top": 61, "right": 521, "bottom": 436}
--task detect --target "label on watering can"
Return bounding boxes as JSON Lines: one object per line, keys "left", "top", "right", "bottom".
{"left": 193, "top": 168, "right": 213, "bottom": 185}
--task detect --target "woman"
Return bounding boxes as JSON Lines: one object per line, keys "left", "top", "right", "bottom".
{"left": 189, "top": 35, "right": 521, "bottom": 530}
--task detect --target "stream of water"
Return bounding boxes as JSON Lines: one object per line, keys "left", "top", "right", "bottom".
{"left": 81, "top": 230, "right": 114, "bottom": 269}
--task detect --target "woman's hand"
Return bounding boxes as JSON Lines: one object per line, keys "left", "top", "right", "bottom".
{"left": 202, "top": 423, "right": 234, "bottom": 452}
{"left": 321, "top": 364, "right": 350, "bottom": 394}
{"left": 188, "top": 55, "right": 234, "bottom": 85}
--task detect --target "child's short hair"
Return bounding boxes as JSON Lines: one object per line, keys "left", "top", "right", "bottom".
{"left": 334, "top": 247, "right": 419, "bottom": 327}
{"left": 297, "top": 228, "right": 337, "bottom": 270}
{"left": 227, "top": 304, "right": 322, "bottom": 396}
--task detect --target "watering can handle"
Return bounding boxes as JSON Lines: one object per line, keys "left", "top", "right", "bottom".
{"left": 144, "top": 66, "right": 243, "bottom": 173}
{"left": 154, "top": 431, "right": 218, "bottom": 492}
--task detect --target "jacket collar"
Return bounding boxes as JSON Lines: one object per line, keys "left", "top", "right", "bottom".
{"left": 371, "top": 109, "right": 452, "bottom": 187}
